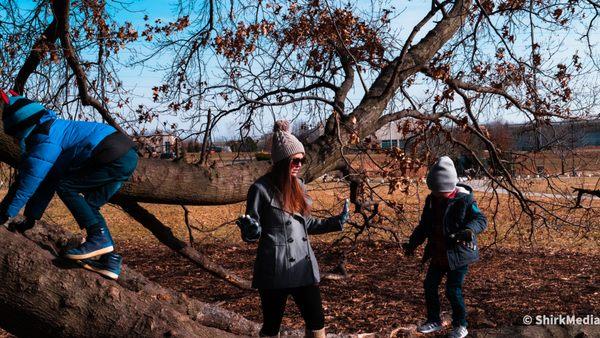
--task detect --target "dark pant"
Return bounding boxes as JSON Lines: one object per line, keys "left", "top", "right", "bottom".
{"left": 56, "top": 148, "right": 138, "bottom": 230}
{"left": 424, "top": 264, "right": 468, "bottom": 327}
{"left": 259, "top": 285, "right": 325, "bottom": 336}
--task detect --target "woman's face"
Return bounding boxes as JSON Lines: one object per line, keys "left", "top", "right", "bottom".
{"left": 289, "top": 153, "right": 305, "bottom": 177}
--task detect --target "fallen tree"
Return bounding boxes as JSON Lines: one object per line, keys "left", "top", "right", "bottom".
{"left": 0, "top": 218, "right": 260, "bottom": 337}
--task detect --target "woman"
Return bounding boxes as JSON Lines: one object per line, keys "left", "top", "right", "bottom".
{"left": 238, "top": 120, "right": 349, "bottom": 338}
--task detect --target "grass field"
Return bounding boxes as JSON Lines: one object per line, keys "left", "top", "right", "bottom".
{"left": 18, "top": 176, "right": 600, "bottom": 254}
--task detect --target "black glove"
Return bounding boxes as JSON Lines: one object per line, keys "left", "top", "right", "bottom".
{"left": 402, "top": 242, "right": 415, "bottom": 257}
{"left": 450, "top": 229, "right": 476, "bottom": 250}
{"left": 0, "top": 214, "right": 8, "bottom": 226}
{"left": 450, "top": 229, "right": 474, "bottom": 242}
{"left": 236, "top": 215, "right": 261, "bottom": 243}
{"left": 8, "top": 218, "right": 36, "bottom": 233}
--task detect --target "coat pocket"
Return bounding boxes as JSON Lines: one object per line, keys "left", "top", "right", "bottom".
{"left": 255, "top": 244, "right": 276, "bottom": 278}
{"left": 274, "top": 245, "right": 287, "bottom": 277}
{"left": 453, "top": 240, "right": 479, "bottom": 266}
{"left": 264, "top": 225, "right": 287, "bottom": 246}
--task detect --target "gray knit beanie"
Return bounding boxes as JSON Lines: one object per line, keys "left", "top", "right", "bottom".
{"left": 426, "top": 156, "right": 458, "bottom": 192}
{"left": 271, "top": 120, "right": 305, "bottom": 163}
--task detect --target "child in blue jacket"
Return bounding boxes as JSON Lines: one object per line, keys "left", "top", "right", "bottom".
{"left": 0, "top": 90, "right": 138, "bottom": 280}
{"left": 403, "top": 156, "right": 487, "bottom": 338}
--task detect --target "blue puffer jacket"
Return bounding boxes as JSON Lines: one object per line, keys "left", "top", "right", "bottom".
{"left": 4, "top": 109, "right": 116, "bottom": 218}
{"left": 407, "top": 184, "right": 487, "bottom": 270}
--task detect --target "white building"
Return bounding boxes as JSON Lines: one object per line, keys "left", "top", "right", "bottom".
{"left": 374, "top": 121, "right": 405, "bottom": 149}
{"left": 133, "top": 133, "right": 181, "bottom": 158}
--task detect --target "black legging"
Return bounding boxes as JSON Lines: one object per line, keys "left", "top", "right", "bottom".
{"left": 259, "top": 284, "right": 325, "bottom": 336}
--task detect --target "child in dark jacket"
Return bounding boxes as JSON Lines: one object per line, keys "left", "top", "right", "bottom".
{"left": 403, "top": 156, "right": 487, "bottom": 338}
{"left": 0, "top": 90, "right": 138, "bottom": 280}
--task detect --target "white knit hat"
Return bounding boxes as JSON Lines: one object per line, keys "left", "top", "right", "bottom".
{"left": 271, "top": 120, "right": 305, "bottom": 163}
{"left": 426, "top": 156, "right": 458, "bottom": 192}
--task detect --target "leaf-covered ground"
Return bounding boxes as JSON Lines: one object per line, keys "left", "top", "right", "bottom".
{"left": 120, "top": 240, "right": 599, "bottom": 335}
{"left": 2, "top": 178, "right": 597, "bottom": 336}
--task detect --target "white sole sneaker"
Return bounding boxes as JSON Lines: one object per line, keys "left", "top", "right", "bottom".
{"left": 81, "top": 263, "right": 119, "bottom": 280}
{"left": 64, "top": 246, "right": 114, "bottom": 260}
{"left": 417, "top": 323, "right": 443, "bottom": 334}
{"left": 448, "top": 327, "right": 468, "bottom": 338}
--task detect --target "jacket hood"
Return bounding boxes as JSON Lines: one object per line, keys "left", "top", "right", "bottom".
{"left": 16, "top": 109, "right": 57, "bottom": 153}
{"left": 453, "top": 183, "right": 474, "bottom": 201}
{"left": 39, "top": 108, "right": 57, "bottom": 121}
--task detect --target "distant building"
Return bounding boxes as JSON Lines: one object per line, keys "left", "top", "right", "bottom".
{"left": 257, "top": 133, "right": 272, "bottom": 152}
{"left": 254, "top": 119, "right": 600, "bottom": 153}
{"left": 259, "top": 120, "right": 406, "bottom": 150}
{"left": 296, "top": 122, "right": 325, "bottom": 143}
{"left": 374, "top": 121, "right": 405, "bottom": 149}
{"left": 509, "top": 119, "right": 600, "bottom": 151}
{"left": 133, "top": 132, "right": 181, "bottom": 159}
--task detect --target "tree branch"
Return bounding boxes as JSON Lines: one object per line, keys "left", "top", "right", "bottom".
{"left": 572, "top": 187, "right": 600, "bottom": 208}
{"left": 13, "top": 17, "right": 59, "bottom": 94}
{"left": 115, "top": 198, "right": 252, "bottom": 290}
{"left": 52, "top": 0, "right": 127, "bottom": 135}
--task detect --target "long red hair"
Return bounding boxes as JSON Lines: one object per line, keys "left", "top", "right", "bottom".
{"left": 269, "top": 158, "right": 310, "bottom": 216}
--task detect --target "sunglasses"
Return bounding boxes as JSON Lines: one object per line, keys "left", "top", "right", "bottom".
{"left": 291, "top": 157, "right": 306, "bottom": 166}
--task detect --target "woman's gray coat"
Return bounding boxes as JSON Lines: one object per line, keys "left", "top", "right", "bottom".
{"left": 245, "top": 175, "right": 343, "bottom": 289}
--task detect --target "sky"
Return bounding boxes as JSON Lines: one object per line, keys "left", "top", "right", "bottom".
{"left": 12, "top": 1, "right": 600, "bottom": 140}
{"left": 108, "top": 0, "right": 443, "bottom": 139}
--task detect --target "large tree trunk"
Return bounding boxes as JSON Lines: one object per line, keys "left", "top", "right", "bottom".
{"left": 0, "top": 219, "right": 259, "bottom": 337}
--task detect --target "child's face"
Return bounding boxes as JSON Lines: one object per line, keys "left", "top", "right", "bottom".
{"left": 432, "top": 191, "right": 453, "bottom": 198}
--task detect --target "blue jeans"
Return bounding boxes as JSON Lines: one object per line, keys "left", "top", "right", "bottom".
{"left": 56, "top": 148, "right": 138, "bottom": 230}
{"left": 424, "top": 264, "right": 468, "bottom": 327}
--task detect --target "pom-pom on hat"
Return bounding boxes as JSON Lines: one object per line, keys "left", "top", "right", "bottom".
{"left": 271, "top": 120, "right": 305, "bottom": 163}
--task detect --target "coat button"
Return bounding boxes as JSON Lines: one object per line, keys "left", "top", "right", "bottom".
{"left": 289, "top": 257, "right": 295, "bottom": 262}
{"left": 287, "top": 238, "right": 294, "bottom": 243}
{"left": 302, "top": 237, "right": 307, "bottom": 241}
{"left": 306, "top": 255, "right": 310, "bottom": 260}
{"left": 285, "top": 220, "right": 291, "bottom": 225}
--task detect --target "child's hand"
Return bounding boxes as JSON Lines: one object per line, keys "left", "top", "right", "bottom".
{"left": 450, "top": 229, "right": 474, "bottom": 242}
{"left": 7, "top": 218, "right": 35, "bottom": 233}
{"left": 450, "top": 229, "right": 476, "bottom": 250}
{"left": 402, "top": 242, "right": 415, "bottom": 257}
{"left": 236, "top": 215, "right": 261, "bottom": 243}
{"left": 0, "top": 214, "right": 9, "bottom": 227}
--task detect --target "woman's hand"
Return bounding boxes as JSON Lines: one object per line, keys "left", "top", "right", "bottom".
{"left": 339, "top": 199, "right": 350, "bottom": 225}
{"left": 236, "top": 215, "right": 261, "bottom": 242}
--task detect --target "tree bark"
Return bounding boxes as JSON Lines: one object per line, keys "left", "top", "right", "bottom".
{"left": 0, "top": 226, "right": 243, "bottom": 337}
{"left": 0, "top": 218, "right": 260, "bottom": 337}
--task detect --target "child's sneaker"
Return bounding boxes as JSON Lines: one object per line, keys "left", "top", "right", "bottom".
{"left": 64, "top": 223, "right": 114, "bottom": 259}
{"left": 447, "top": 326, "right": 468, "bottom": 338}
{"left": 417, "top": 321, "right": 443, "bottom": 334}
{"left": 80, "top": 252, "right": 122, "bottom": 280}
